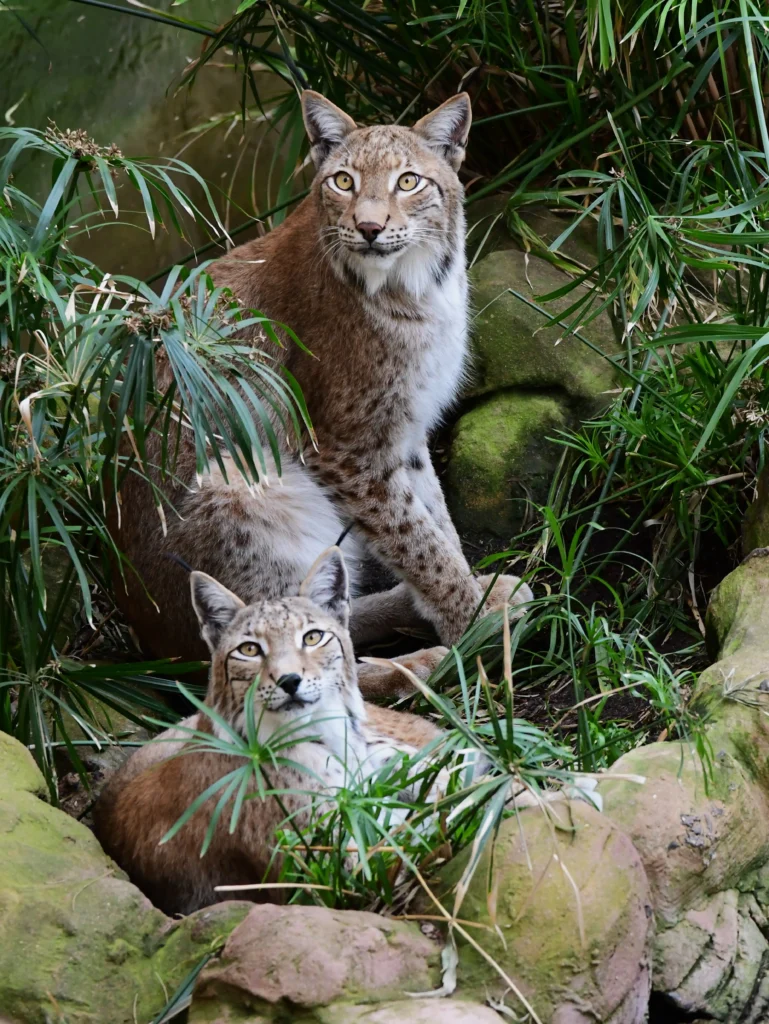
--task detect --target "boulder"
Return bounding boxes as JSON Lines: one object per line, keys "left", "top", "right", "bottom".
{"left": 743, "top": 464, "right": 769, "bottom": 557}
{"left": 652, "top": 889, "right": 769, "bottom": 1020}
{"left": 446, "top": 390, "right": 568, "bottom": 537}
{"left": 514, "top": 203, "right": 602, "bottom": 269}
{"left": 189, "top": 997, "right": 503, "bottom": 1024}
{"left": 421, "top": 802, "right": 653, "bottom": 1023}
{"left": 466, "top": 248, "right": 621, "bottom": 406}
{"left": 599, "top": 742, "right": 769, "bottom": 926}
{"left": 445, "top": 246, "right": 623, "bottom": 539}
{"left": 595, "top": 551, "right": 769, "bottom": 1019}
{"left": 318, "top": 999, "right": 506, "bottom": 1023}
{"left": 466, "top": 196, "right": 600, "bottom": 270}
{"left": 189, "top": 903, "right": 442, "bottom": 1021}
{"left": 0, "top": 731, "right": 250, "bottom": 1024}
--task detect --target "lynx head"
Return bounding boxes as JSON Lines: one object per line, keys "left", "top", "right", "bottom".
{"left": 302, "top": 90, "right": 471, "bottom": 297}
{"left": 190, "top": 547, "right": 364, "bottom": 742}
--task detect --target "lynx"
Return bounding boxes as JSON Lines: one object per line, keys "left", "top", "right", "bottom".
{"left": 93, "top": 548, "right": 449, "bottom": 916}
{"left": 111, "top": 90, "right": 532, "bottom": 695}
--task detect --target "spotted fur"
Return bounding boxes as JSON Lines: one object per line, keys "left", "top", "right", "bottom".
{"left": 109, "top": 91, "right": 531, "bottom": 678}
{"left": 93, "top": 549, "right": 445, "bottom": 915}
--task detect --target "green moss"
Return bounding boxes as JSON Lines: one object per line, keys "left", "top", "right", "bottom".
{"left": 446, "top": 390, "right": 569, "bottom": 537}
{"left": 467, "top": 249, "right": 620, "bottom": 407}
{"left": 705, "top": 558, "right": 769, "bottom": 661}
{"left": 0, "top": 732, "right": 249, "bottom": 1024}
{"left": 420, "top": 804, "right": 651, "bottom": 1018}
{"left": 743, "top": 465, "right": 769, "bottom": 555}
{"left": 0, "top": 730, "right": 49, "bottom": 800}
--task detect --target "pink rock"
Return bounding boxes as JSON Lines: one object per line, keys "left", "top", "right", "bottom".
{"left": 192, "top": 904, "right": 441, "bottom": 1014}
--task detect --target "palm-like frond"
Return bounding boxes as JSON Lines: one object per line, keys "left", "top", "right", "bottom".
{"left": 0, "top": 126, "right": 306, "bottom": 796}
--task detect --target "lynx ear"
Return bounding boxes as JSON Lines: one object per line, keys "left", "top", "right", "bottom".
{"left": 190, "top": 571, "right": 245, "bottom": 652}
{"left": 412, "top": 93, "right": 472, "bottom": 171}
{"left": 301, "top": 90, "right": 357, "bottom": 168}
{"left": 300, "top": 547, "right": 350, "bottom": 628}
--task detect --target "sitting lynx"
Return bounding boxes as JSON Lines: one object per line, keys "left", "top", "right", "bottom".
{"left": 111, "top": 89, "right": 532, "bottom": 691}
{"left": 93, "top": 548, "right": 448, "bottom": 916}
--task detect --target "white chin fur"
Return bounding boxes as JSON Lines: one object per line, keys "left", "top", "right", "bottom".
{"left": 341, "top": 241, "right": 448, "bottom": 300}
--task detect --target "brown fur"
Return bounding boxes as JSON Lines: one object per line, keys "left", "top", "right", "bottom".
{"left": 109, "top": 91, "right": 531, "bottom": 691}
{"left": 93, "top": 549, "right": 445, "bottom": 915}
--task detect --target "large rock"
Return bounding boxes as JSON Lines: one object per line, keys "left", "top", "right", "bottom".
{"left": 466, "top": 197, "right": 600, "bottom": 269}
{"left": 599, "top": 743, "right": 769, "bottom": 926}
{"left": 0, "top": 731, "right": 250, "bottom": 1024}
{"left": 466, "top": 248, "right": 621, "bottom": 406}
{"left": 421, "top": 802, "right": 653, "bottom": 1023}
{"left": 743, "top": 465, "right": 769, "bottom": 556}
{"left": 445, "top": 247, "right": 622, "bottom": 539}
{"left": 319, "top": 999, "right": 506, "bottom": 1023}
{"left": 595, "top": 552, "right": 769, "bottom": 1019}
{"left": 189, "top": 903, "right": 442, "bottom": 1021}
{"left": 446, "top": 390, "right": 568, "bottom": 537}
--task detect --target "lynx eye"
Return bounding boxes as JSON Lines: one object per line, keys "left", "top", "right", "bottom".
{"left": 397, "top": 173, "right": 420, "bottom": 192}
{"left": 333, "top": 172, "right": 354, "bottom": 192}
{"left": 236, "top": 641, "right": 263, "bottom": 658}
{"left": 303, "top": 629, "right": 326, "bottom": 647}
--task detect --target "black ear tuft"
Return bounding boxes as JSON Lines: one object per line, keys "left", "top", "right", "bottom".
{"left": 190, "top": 572, "right": 245, "bottom": 652}
{"left": 301, "top": 90, "right": 357, "bottom": 169}
{"left": 412, "top": 93, "right": 472, "bottom": 171}
{"left": 299, "top": 547, "right": 350, "bottom": 628}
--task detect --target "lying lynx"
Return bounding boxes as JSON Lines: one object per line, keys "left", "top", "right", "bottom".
{"left": 111, "top": 89, "right": 532, "bottom": 692}
{"left": 93, "top": 548, "right": 448, "bottom": 916}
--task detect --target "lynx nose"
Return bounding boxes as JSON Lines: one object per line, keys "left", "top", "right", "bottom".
{"left": 277, "top": 673, "right": 302, "bottom": 696}
{"left": 357, "top": 221, "right": 384, "bottom": 244}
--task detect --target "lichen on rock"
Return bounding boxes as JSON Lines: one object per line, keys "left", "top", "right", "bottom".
{"left": 0, "top": 731, "right": 250, "bottom": 1024}
{"left": 419, "top": 802, "right": 653, "bottom": 1023}
{"left": 446, "top": 390, "right": 568, "bottom": 537}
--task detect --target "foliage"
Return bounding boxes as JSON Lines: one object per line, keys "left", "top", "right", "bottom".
{"left": 88, "top": 0, "right": 769, "bottom": 234}
{"left": 0, "top": 127, "right": 305, "bottom": 797}
{"left": 8, "top": 0, "right": 767, "bottom": 918}
{"left": 162, "top": 639, "right": 583, "bottom": 913}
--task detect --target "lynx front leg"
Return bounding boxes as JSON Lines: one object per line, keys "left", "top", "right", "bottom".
{"left": 406, "top": 445, "right": 464, "bottom": 557}
{"left": 340, "top": 463, "right": 485, "bottom": 645}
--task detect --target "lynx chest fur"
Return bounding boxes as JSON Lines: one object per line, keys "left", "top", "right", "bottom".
{"left": 212, "top": 109, "right": 471, "bottom": 466}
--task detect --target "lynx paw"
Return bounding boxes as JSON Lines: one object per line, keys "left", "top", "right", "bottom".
{"left": 479, "top": 573, "right": 532, "bottom": 619}
{"left": 357, "top": 646, "right": 449, "bottom": 698}
{"left": 394, "top": 646, "right": 450, "bottom": 681}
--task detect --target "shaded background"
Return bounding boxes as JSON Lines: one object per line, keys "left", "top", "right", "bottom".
{"left": 1, "top": 0, "right": 289, "bottom": 276}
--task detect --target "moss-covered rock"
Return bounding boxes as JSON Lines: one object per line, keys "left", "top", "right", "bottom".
{"left": 421, "top": 802, "right": 652, "bottom": 1023}
{"left": 446, "top": 390, "right": 569, "bottom": 537}
{"left": 599, "top": 742, "right": 769, "bottom": 926}
{"left": 594, "top": 550, "right": 769, "bottom": 1019}
{"left": 705, "top": 553, "right": 769, "bottom": 662}
{"left": 513, "top": 203, "right": 601, "bottom": 269}
{"left": 598, "top": 740, "right": 769, "bottom": 1020}
{"left": 466, "top": 197, "right": 600, "bottom": 269}
{"left": 189, "top": 903, "right": 442, "bottom": 1021}
{"left": 0, "top": 731, "right": 250, "bottom": 1024}
{"left": 467, "top": 248, "right": 621, "bottom": 407}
